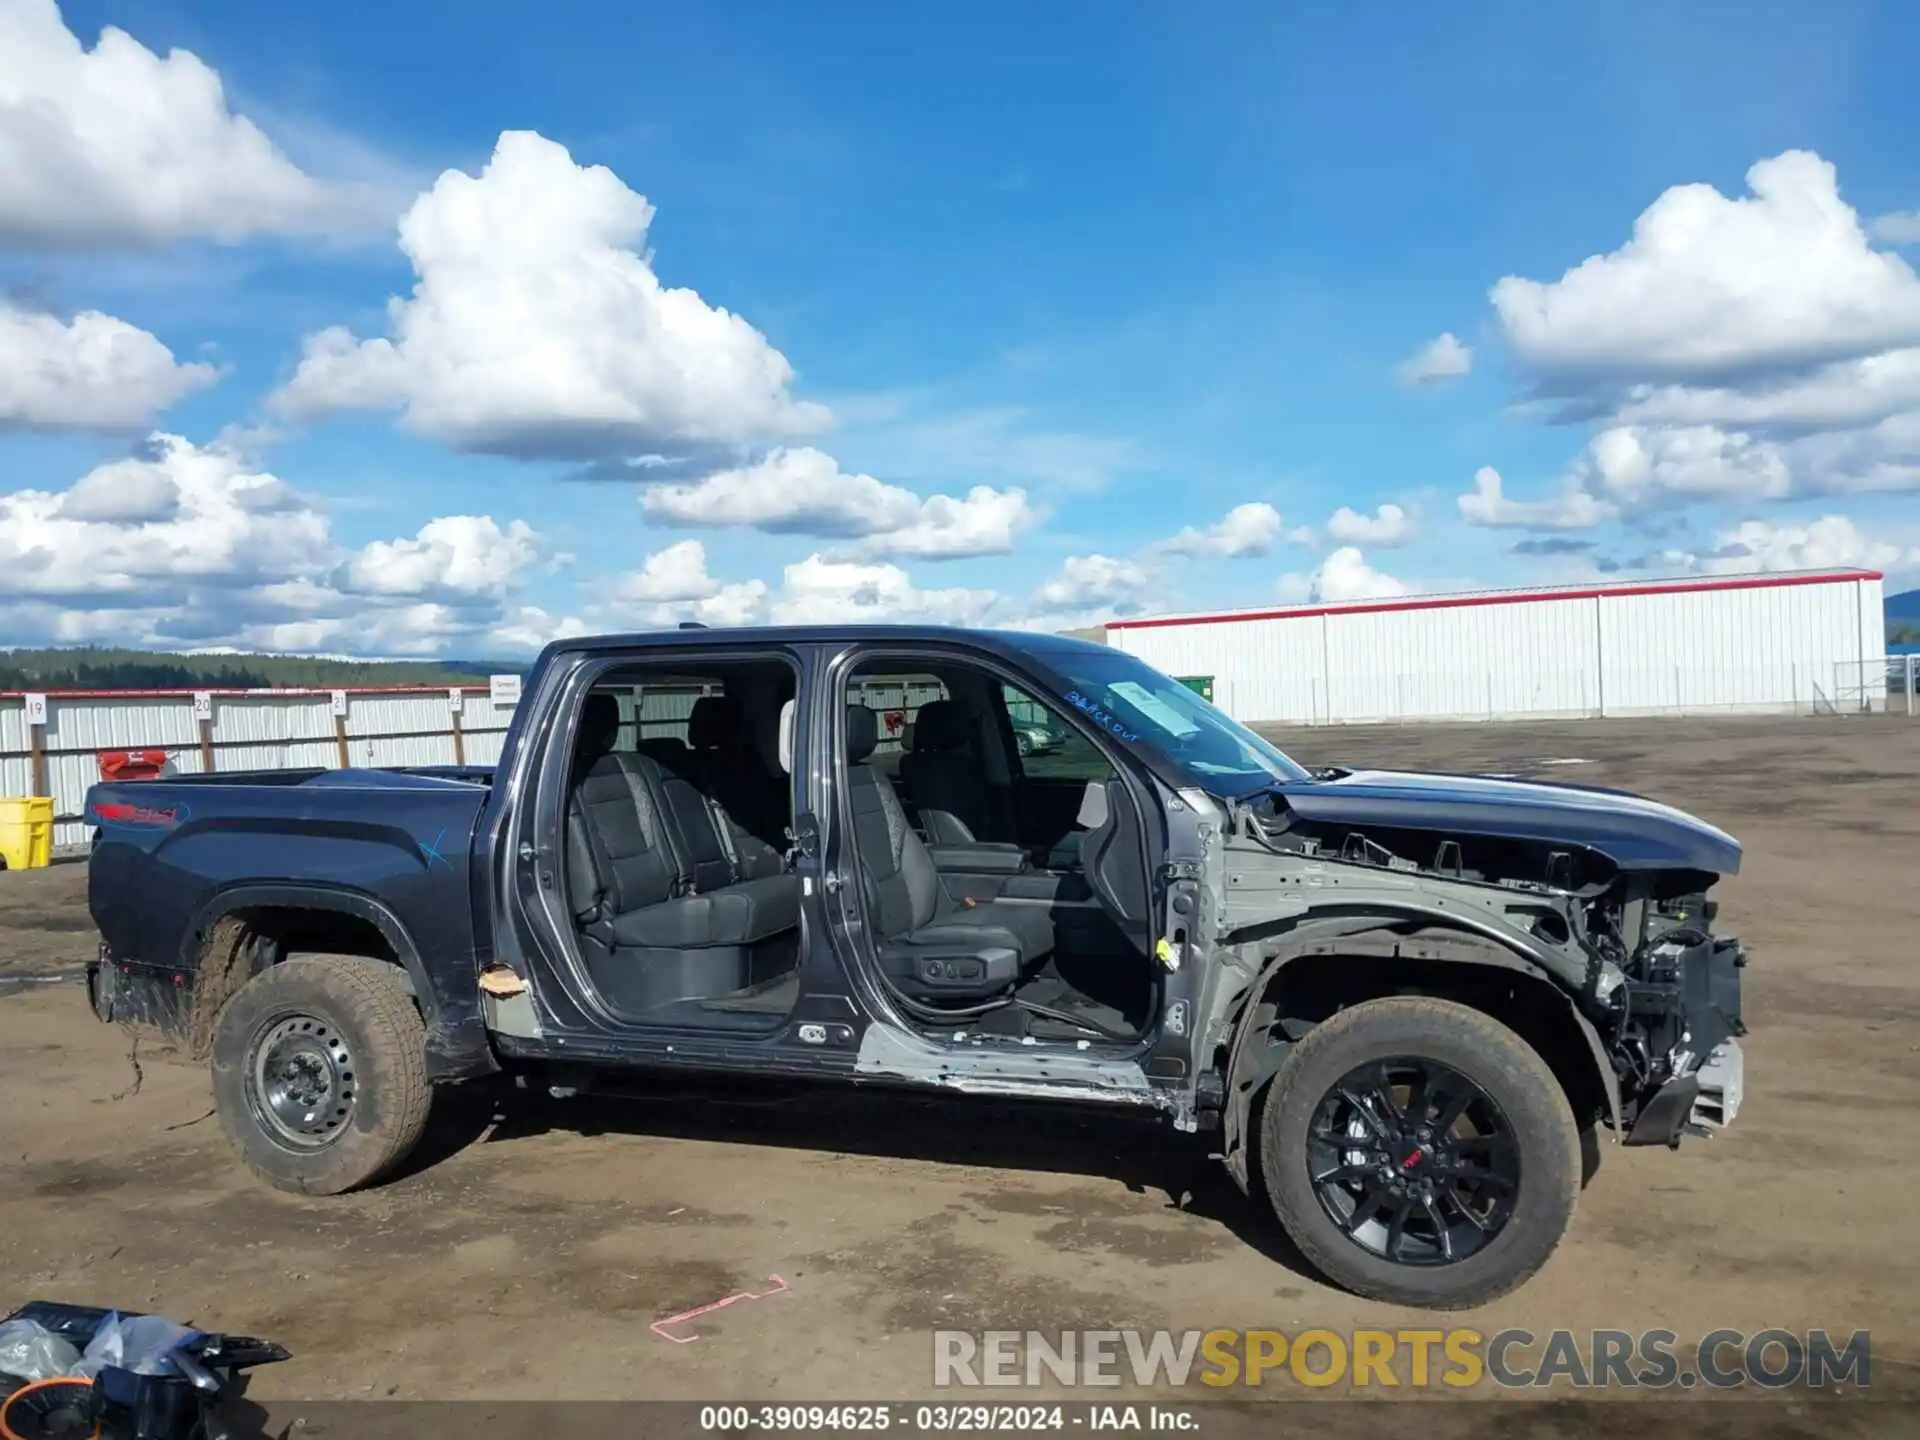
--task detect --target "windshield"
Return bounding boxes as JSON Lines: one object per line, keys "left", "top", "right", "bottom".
{"left": 1028, "top": 646, "right": 1310, "bottom": 793}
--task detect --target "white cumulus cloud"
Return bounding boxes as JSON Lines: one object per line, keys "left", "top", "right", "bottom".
{"left": 0, "top": 0, "right": 382, "bottom": 246}
{"left": 1480, "top": 151, "right": 1920, "bottom": 523}
{"left": 0, "top": 434, "right": 331, "bottom": 599}
{"left": 1288, "top": 547, "right": 1411, "bottom": 603}
{"left": 337, "top": 515, "right": 545, "bottom": 599}
{"left": 0, "top": 301, "right": 216, "bottom": 430}
{"left": 1697, "top": 515, "right": 1915, "bottom": 576}
{"left": 1035, "top": 554, "right": 1155, "bottom": 612}
{"left": 640, "top": 446, "right": 1032, "bottom": 559}
{"left": 1326, "top": 501, "right": 1412, "bottom": 546}
{"left": 1494, "top": 151, "right": 1920, "bottom": 385}
{"left": 770, "top": 555, "right": 996, "bottom": 626}
{"left": 1397, "top": 332, "right": 1472, "bottom": 386}
{"left": 1871, "top": 212, "right": 1920, "bottom": 246}
{"left": 271, "top": 130, "right": 830, "bottom": 459}
{"left": 613, "top": 538, "right": 722, "bottom": 604}
{"left": 0, "top": 433, "right": 550, "bottom": 652}
{"left": 1153, "top": 502, "right": 1282, "bottom": 558}
{"left": 1456, "top": 466, "right": 1616, "bottom": 531}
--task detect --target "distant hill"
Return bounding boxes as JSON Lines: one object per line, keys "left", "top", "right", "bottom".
{"left": 0, "top": 647, "right": 528, "bottom": 692}
{"left": 1888, "top": 590, "right": 1920, "bottom": 647}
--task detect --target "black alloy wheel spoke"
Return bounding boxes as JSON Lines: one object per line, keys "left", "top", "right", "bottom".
{"left": 1346, "top": 1181, "right": 1394, "bottom": 1234}
{"left": 1336, "top": 1087, "right": 1395, "bottom": 1142}
{"left": 1403, "top": 1072, "right": 1433, "bottom": 1129}
{"left": 1308, "top": 1056, "right": 1520, "bottom": 1269}
{"left": 1450, "top": 1162, "right": 1515, "bottom": 1191}
{"left": 1419, "top": 1195, "right": 1454, "bottom": 1260}
{"left": 1313, "top": 1160, "right": 1378, "bottom": 1185}
{"left": 1434, "top": 1087, "right": 1476, "bottom": 1137}
{"left": 1366, "top": 1063, "right": 1406, "bottom": 1123}
{"left": 1444, "top": 1185, "right": 1492, "bottom": 1230}
{"left": 1383, "top": 1194, "right": 1414, "bottom": 1260}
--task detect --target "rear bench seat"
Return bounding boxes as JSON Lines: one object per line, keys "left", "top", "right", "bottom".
{"left": 566, "top": 694, "right": 800, "bottom": 1011}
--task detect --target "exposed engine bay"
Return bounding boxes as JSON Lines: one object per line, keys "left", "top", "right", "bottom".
{"left": 1225, "top": 779, "right": 1748, "bottom": 1146}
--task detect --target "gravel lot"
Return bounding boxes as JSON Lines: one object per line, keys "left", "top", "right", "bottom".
{"left": 2, "top": 713, "right": 1915, "bottom": 1435}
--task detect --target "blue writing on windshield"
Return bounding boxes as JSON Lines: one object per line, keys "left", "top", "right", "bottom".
{"left": 1063, "top": 690, "right": 1140, "bottom": 743}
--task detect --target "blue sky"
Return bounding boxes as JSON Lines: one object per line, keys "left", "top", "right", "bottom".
{"left": 3, "top": 0, "right": 1919, "bottom": 656}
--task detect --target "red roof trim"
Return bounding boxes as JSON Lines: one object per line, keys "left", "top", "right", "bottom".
{"left": 1107, "top": 568, "right": 1883, "bottom": 631}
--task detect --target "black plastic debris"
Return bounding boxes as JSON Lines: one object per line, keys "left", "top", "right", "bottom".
{"left": 0, "top": 1302, "right": 288, "bottom": 1440}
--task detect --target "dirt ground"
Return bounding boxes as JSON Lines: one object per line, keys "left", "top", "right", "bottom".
{"left": 2, "top": 712, "right": 1917, "bottom": 1431}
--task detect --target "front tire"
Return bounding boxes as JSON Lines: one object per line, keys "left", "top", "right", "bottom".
{"left": 1258, "top": 996, "right": 1580, "bottom": 1309}
{"left": 211, "top": 955, "right": 433, "bottom": 1195}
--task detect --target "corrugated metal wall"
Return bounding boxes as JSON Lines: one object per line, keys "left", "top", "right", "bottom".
{"left": 0, "top": 681, "right": 795, "bottom": 851}
{"left": 0, "top": 687, "right": 519, "bottom": 849}
{"left": 1110, "top": 573, "right": 1891, "bottom": 725}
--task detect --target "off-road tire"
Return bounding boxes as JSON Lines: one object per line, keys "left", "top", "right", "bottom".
{"left": 211, "top": 954, "right": 432, "bottom": 1195}
{"left": 1258, "top": 995, "right": 1581, "bottom": 1309}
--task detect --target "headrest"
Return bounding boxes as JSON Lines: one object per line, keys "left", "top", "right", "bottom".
{"left": 578, "top": 693, "right": 621, "bottom": 759}
{"left": 845, "top": 704, "right": 878, "bottom": 764}
{"left": 688, "top": 695, "right": 742, "bottom": 750}
{"left": 910, "top": 699, "right": 968, "bottom": 752}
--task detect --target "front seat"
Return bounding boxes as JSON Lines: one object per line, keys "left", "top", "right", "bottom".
{"left": 843, "top": 705, "right": 1053, "bottom": 1002}
{"left": 898, "top": 700, "right": 1019, "bottom": 845}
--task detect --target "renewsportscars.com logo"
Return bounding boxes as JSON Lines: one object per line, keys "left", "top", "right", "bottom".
{"left": 932, "top": 1328, "right": 1872, "bottom": 1391}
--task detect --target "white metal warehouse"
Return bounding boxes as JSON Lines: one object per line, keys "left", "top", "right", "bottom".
{"left": 1106, "top": 569, "right": 1888, "bottom": 726}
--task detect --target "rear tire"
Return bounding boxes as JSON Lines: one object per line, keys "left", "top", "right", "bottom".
{"left": 1258, "top": 996, "right": 1580, "bottom": 1309}
{"left": 211, "top": 954, "right": 432, "bottom": 1195}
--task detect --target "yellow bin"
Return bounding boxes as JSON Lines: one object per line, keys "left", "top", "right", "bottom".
{"left": 0, "top": 796, "right": 54, "bottom": 871}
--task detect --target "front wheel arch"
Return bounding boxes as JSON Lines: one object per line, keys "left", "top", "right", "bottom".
{"left": 1216, "top": 924, "right": 1620, "bottom": 1196}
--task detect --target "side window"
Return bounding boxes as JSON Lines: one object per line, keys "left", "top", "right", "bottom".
{"left": 1001, "top": 683, "right": 1114, "bottom": 781}
{"left": 850, "top": 674, "right": 949, "bottom": 767}
{"left": 629, "top": 680, "right": 726, "bottom": 747}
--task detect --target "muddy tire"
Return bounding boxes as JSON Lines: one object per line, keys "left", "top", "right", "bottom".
{"left": 211, "top": 954, "right": 432, "bottom": 1196}
{"left": 1258, "top": 995, "right": 1580, "bottom": 1309}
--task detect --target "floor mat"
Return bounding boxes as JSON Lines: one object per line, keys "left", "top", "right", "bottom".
{"left": 1011, "top": 967, "right": 1150, "bottom": 1040}
{"left": 699, "top": 970, "right": 802, "bottom": 1015}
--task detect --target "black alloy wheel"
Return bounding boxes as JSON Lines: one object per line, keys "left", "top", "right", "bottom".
{"left": 1257, "top": 996, "right": 1581, "bottom": 1308}
{"left": 1305, "top": 1057, "right": 1518, "bottom": 1266}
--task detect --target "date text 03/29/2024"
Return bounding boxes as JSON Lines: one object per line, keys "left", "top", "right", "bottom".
{"left": 698, "top": 1406, "right": 1193, "bottom": 1433}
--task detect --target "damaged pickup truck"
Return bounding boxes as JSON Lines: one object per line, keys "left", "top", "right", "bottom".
{"left": 83, "top": 625, "right": 1746, "bottom": 1308}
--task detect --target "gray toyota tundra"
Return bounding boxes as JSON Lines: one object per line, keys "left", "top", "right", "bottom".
{"left": 84, "top": 624, "right": 1746, "bottom": 1308}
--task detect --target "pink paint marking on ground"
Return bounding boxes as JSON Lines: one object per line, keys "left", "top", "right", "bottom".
{"left": 649, "top": 1274, "right": 792, "bottom": 1345}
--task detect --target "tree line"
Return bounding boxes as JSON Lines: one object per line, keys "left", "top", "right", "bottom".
{"left": 0, "top": 647, "right": 518, "bottom": 691}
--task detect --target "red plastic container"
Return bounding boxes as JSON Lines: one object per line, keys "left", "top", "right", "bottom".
{"left": 97, "top": 749, "right": 170, "bottom": 782}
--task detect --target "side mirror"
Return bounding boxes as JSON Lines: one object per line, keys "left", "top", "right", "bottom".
{"left": 778, "top": 699, "right": 795, "bottom": 775}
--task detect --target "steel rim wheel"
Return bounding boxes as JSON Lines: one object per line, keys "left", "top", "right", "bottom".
{"left": 1305, "top": 1056, "right": 1520, "bottom": 1266}
{"left": 247, "top": 1013, "right": 357, "bottom": 1149}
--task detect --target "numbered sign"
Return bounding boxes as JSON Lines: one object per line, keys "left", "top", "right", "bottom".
{"left": 192, "top": 691, "right": 214, "bottom": 721}
{"left": 448, "top": 687, "right": 465, "bottom": 714}
{"left": 23, "top": 693, "right": 47, "bottom": 727}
